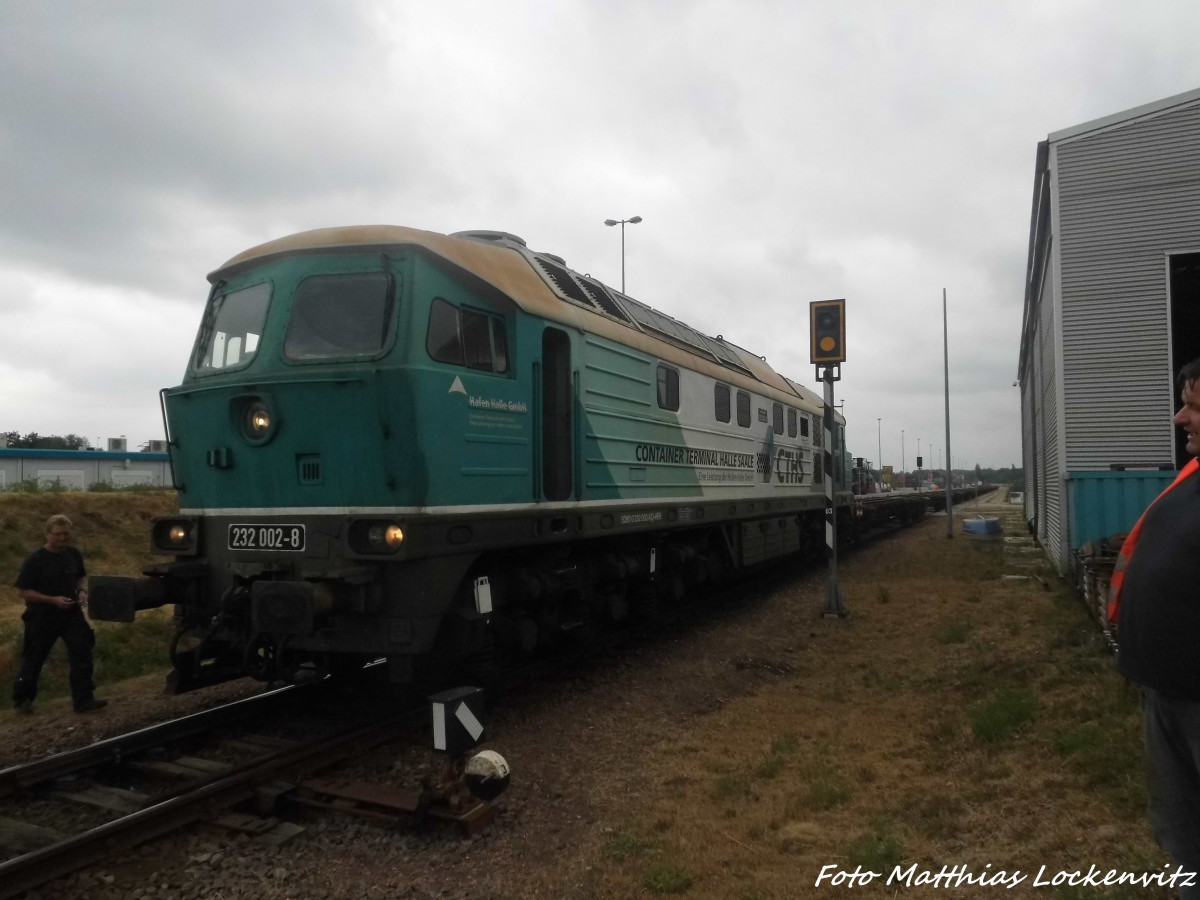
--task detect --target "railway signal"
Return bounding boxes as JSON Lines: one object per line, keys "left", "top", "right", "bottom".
{"left": 427, "top": 686, "right": 511, "bottom": 811}
{"left": 811, "top": 299, "right": 848, "bottom": 617}
{"left": 431, "top": 686, "right": 487, "bottom": 756}
{"left": 810, "top": 299, "right": 846, "bottom": 371}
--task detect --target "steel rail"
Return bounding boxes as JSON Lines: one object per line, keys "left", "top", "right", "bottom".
{"left": 0, "top": 683, "right": 303, "bottom": 800}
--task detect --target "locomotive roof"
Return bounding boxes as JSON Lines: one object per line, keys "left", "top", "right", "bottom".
{"left": 212, "top": 225, "right": 840, "bottom": 420}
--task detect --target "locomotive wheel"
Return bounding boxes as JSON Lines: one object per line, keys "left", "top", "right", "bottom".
{"left": 274, "top": 635, "right": 323, "bottom": 684}
{"left": 169, "top": 629, "right": 212, "bottom": 678}
{"left": 606, "top": 587, "right": 630, "bottom": 622}
{"left": 242, "top": 632, "right": 278, "bottom": 682}
{"left": 632, "top": 583, "right": 662, "bottom": 623}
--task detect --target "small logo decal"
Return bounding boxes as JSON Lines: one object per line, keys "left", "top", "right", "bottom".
{"left": 449, "top": 376, "right": 467, "bottom": 395}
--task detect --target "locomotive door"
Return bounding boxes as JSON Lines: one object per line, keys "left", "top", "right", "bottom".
{"left": 541, "top": 328, "right": 573, "bottom": 501}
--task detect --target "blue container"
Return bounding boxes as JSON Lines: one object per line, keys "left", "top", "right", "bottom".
{"left": 962, "top": 516, "right": 1003, "bottom": 536}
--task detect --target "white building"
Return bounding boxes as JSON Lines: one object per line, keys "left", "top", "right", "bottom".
{"left": 0, "top": 446, "right": 171, "bottom": 491}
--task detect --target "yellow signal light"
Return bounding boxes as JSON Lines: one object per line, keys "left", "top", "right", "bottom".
{"left": 810, "top": 299, "right": 846, "bottom": 364}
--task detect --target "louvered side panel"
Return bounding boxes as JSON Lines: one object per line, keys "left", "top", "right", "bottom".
{"left": 1055, "top": 99, "right": 1200, "bottom": 472}
{"left": 1038, "top": 288, "right": 1063, "bottom": 560}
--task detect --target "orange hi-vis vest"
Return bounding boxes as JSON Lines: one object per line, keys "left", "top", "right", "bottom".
{"left": 1107, "top": 457, "right": 1200, "bottom": 623}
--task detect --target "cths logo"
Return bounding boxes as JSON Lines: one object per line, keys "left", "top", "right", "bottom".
{"left": 774, "top": 449, "right": 805, "bottom": 484}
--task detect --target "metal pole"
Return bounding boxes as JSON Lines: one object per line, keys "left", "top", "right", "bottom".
{"left": 943, "top": 287, "right": 954, "bottom": 538}
{"left": 822, "top": 369, "right": 847, "bottom": 617}
{"left": 901, "top": 429, "right": 905, "bottom": 480}
{"left": 876, "top": 418, "right": 882, "bottom": 489}
{"left": 604, "top": 216, "right": 641, "bottom": 294}
{"left": 620, "top": 222, "right": 626, "bottom": 294}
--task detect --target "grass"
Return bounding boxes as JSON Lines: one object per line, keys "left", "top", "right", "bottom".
{"left": 847, "top": 819, "right": 905, "bottom": 872}
{"left": 936, "top": 618, "right": 972, "bottom": 644}
{"left": 969, "top": 686, "right": 1039, "bottom": 742}
{"left": 578, "top": 500, "right": 1166, "bottom": 898}
{"left": 642, "top": 865, "right": 693, "bottom": 895}
{"left": 0, "top": 611, "right": 176, "bottom": 701}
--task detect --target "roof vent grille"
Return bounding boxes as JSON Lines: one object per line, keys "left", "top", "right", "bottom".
{"left": 533, "top": 255, "right": 600, "bottom": 309}
{"left": 578, "top": 277, "right": 631, "bottom": 324}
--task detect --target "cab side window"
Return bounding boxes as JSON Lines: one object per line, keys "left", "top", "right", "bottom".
{"left": 427, "top": 298, "right": 509, "bottom": 374}
{"left": 714, "top": 384, "right": 731, "bottom": 423}
{"left": 657, "top": 365, "right": 680, "bottom": 411}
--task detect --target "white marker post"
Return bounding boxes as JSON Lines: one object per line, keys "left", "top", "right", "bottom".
{"left": 821, "top": 367, "right": 847, "bottom": 617}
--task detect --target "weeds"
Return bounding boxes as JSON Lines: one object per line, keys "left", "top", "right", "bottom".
{"left": 604, "top": 830, "right": 652, "bottom": 861}
{"left": 970, "top": 686, "right": 1038, "bottom": 742}
{"left": 788, "top": 767, "right": 851, "bottom": 812}
{"left": 710, "top": 772, "right": 752, "bottom": 801}
{"left": 770, "top": 734, "right": 799, "bottom": 755}
{"left": 936, "top": 619, "right": 971, "bottom": 644}
{"left": 847, "top": 818, "right": 904, "bottom": 871}
{"left": 643, "top": 865, "right": 693, "bottom": 895}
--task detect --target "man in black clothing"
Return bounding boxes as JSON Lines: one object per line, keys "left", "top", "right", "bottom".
{"left": 12, "top": 514, "right": 107, "bottom": 714}
{"left": 1115, "top": 356, "right": 1200, "bottom": 898}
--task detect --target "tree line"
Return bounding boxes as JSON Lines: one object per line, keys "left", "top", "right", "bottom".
{"left": 1, "top": 431, "right": 91, "bottom": 450}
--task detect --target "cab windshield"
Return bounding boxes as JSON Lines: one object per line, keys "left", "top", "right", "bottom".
{"left": 284, "top": 273, "right": 395, "bottom": 360}
{"left": 193, "top": 282, "right": 271, "bottom": 373}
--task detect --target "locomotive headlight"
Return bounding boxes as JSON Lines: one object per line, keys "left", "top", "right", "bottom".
{"left": 367, "top": 523, "right": 404, "bottom": 549}
{"left": 350, "top": 519, "right": 405, "bottom": 555}
{"left": 151, "top": 517, "right": 199, "bottom": 555}
{"left": 232, "top": 394, "right": 278, "bottom": 446}
{"left": 244, "top": 402, "right": 272, "bottom": 438}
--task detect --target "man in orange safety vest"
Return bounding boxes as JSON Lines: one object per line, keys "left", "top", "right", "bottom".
{"left": 1108, "top": 356, "right": 1200, "bottom": 898}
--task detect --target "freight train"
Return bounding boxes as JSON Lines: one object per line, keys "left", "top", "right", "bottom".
{"left": 91, "top": 225, "right": 924, "bottom": 693}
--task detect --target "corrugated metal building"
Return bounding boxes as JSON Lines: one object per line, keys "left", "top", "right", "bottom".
{"left": 1019, "top": 87, "right": 1200, "bottom": 573}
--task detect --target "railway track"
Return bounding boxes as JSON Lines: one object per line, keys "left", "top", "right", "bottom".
{"left": 0, "top": 683, "right": 432, "bottom": 900}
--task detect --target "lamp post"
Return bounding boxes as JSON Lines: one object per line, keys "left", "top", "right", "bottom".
{"left": 877, "top": 418, "right": 882, "bottom": 488}
{"left": 901, "top": 429, "right": 905, "bottom": 481}
{"left": 603, "top": 215, "right": 642, "bottom": 293}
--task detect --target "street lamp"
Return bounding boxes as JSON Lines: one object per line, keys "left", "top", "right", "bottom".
{"left": 901, "top": 429, "right": 905, "bottom": 477}
{"left": 604, "top": 216, "right": 642, "bottom": 293}
{"left": 876, "top": 418, "right": 882, "bottom": 487}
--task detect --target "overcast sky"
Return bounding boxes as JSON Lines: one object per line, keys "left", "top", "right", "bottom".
{"left": 3, "top": 1, "right": 1198, "bottom": 470}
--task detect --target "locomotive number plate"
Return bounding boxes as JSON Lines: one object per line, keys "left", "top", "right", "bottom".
{"left": 227, "top": 524, "right": 306, "bottom": 552}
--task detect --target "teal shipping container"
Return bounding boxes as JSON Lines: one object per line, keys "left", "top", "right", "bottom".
{"left": 1066, "top": 469, "right": 1179, "bottom": 554}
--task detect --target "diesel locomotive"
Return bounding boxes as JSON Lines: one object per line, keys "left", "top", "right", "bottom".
{"left": 92, "top": 225, "right": 880, "bottom": 693}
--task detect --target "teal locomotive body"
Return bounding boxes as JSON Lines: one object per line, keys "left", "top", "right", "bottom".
{"left": 92, "top": 226, "right": 859, "bottom": 691}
